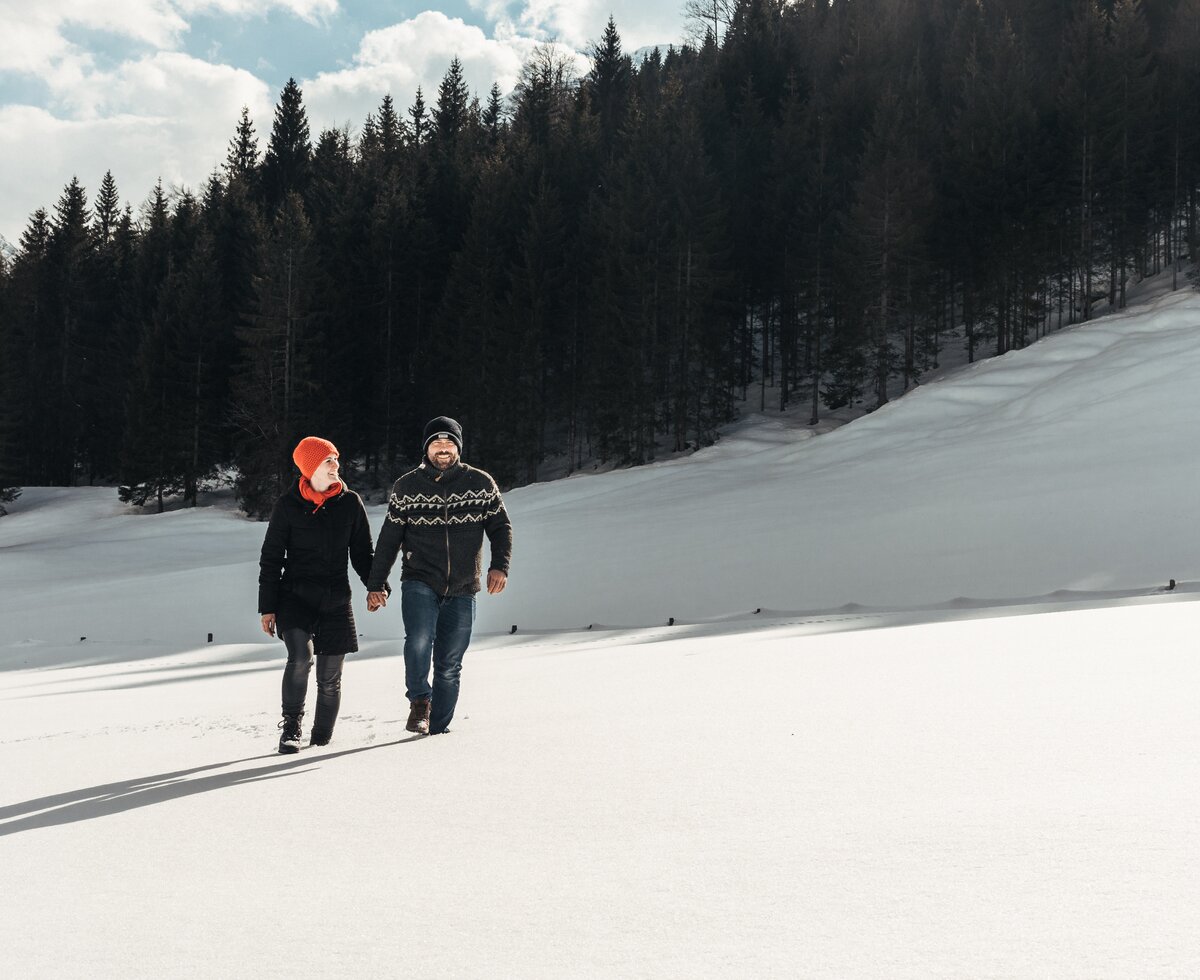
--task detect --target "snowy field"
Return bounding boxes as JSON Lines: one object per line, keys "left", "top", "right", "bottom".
{"left": 4, "top": 280, "right": 1200, "bottom": 978}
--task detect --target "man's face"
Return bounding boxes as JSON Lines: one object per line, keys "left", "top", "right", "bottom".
{"left": 427, "top": 438, "right": 459, "bottom": 470}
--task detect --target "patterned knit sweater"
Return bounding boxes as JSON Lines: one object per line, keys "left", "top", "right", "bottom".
{"left": 367, "top": 461, "right": 512, "bottom": 597}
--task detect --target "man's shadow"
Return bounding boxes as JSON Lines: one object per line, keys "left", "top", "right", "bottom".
{"left": 1, "top": 736, "right": 424, "bottom": 837}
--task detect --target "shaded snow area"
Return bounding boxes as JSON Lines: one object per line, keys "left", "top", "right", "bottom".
{"left": 4, "top": 284, "right": 1200, "bottom": 978}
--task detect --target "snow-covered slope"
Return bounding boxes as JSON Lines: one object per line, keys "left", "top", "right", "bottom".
{"left": 3, "top": 283, "right": 1200, "bottom": 978}
{"left": 501, "top": 286, "right": 1200, "bottom": 630}
{"left": 6, "top": 286, "right": 1200, "bottom": 663}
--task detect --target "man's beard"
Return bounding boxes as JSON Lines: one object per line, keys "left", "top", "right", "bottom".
{"left": 431, "top": 452, "right": 457, "bottom": 470}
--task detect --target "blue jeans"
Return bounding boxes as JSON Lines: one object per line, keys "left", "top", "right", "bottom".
{"left": 400, "top": 580, "right": 477, "bottom": 734}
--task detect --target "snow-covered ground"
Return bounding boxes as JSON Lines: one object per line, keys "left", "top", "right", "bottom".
{"left": 4, "top": 282, "right": 1200, "bottom": 978}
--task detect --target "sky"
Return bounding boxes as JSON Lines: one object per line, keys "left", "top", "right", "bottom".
{"left": 0, "top": 0, "right": 689, "bottom": 246}
{"left": 3, "top": 271, "right": 1200, "bottom": 976}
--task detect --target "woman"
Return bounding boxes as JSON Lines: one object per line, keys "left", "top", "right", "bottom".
{"left": 258, "top": 436, "right": 385, "bottom": 753}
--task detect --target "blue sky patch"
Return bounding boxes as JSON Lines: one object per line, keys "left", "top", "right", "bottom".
{"left": 180, "top": 2, "right": 489, "bottom": 90}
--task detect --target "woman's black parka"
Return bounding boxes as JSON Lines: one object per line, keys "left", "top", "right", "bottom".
{"left": 258, "top": 483, "right": 377, "bottom": 619}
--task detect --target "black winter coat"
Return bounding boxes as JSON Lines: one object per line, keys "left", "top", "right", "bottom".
{"left": 367, "top": 461, "right": 512, "bottom": 597}
{"left": 258, "top": 483, "right": 378, "bottom": 619}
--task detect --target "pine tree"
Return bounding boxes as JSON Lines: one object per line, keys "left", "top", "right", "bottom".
{"left": 118, "top": 181, "right": 176, "bottom": 506}
{"left": 769, "top": 71, "right": 815, "bottom": 414}
{"left": 119, "top": 281, "right": 183, "bottom": 510}
{"left": 1103, "top": 0, "right": 1156, "bottom": 305}
{"left": 261, "top": 79, "right": 312, "bottom": 212}
{"left": 483, "top": 83, "right": 505, "bottom": 147}
{"left": 84, "top": 171, "right": 137, "bottom": 481}
{"left": 582, "top": 93, "right": 663, "bottom": 465}
{"left": 94, "top": 171, "right": 121, "bottom": 244}
{"left": 376, "top": 93, "right": 407, "bottom": 171}
{"left": 231, "top": 192, "right": 318, "bottom": 517}
{"left": 366, "top": 170, "right": 415, "bottom": 470}
{"left": 658, "top": 79, "right": 736, "bottom": 451}
{"left": 425, "top": 59, "right": 479, "bottom": 332}
{"left": 226, "top": 106, "right": 260, "bottom": 184}
{"left": 847, "top": 86, "right": 933, "bottom": 407}
{"left": 1162, "top": 0, "right": 1200, "bottom": 275}
{"left": 119, "top": 192, "right": 230, "bottom": 508}
{"left": 408, "top": 87, "right": 429, "bottom": 147}
{"left": 434, "top": 58, "right": 470, "bottom": 145}
{"left": 155, "top": 227, "right": 227, "bottom": 507}
{"left": 1059, "top": 0, "right": 1111, "bottom": 321}
{"left": 43, "top": 178, "right": 95, "bottom": 484}
{"left": 0, "top": 250, "right": 23, "bottom": 511}
{"left": 506, "top": 176, "right": 568, "bottom": 481}
{"left": 5, "top": 211, "right": 53, "bottom": 483}
{"left": 721, "top": 0, "right": 789, "bottom": 121}
{"left": 438, "top": 155, "right": 518, "bottom": 475}
{"left": 940, "top": 7, "right": 990, "bottom": 361}
{"left": 725, "top": 75, "right": 773, "bottom": 397}
{"left": 307, "top": 125, "right": 364, "bottom": 458}
{"left": 587, "top": 17, "right": 634, "bottom": 162}
{"left": 207, "top": 174, "right": 262, "bottom": 466}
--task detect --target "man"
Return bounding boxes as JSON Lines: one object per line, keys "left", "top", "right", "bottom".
{"left": 366, "top": 416, "right": 512, "bottom": 735}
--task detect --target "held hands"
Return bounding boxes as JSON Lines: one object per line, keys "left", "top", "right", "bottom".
{"left": 260, "top": 613, "right": 276, "bottom": 637}
{"left": 366, "top": 578, "right": 502, "bottom": 606}
{"left": 486, "top": 569, "right": 507, "bottom": 595}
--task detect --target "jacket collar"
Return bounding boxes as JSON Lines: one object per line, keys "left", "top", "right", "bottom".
{"left": 288, "top": 481, "right": 345, "bottom": 505}
{"left": 419, "top": 460, "right": 464, "bottom": 484}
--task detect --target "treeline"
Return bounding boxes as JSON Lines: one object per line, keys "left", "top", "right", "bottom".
{"left": 1, "top": 0, "right": 1199, "bottom": 516}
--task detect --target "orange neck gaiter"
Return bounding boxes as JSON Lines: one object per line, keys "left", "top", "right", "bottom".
{"left": 299, "top": 477, "right": 343, "bottom": 512}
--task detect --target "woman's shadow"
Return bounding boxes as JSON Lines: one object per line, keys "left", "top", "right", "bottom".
{"left": 1, "top": 736, "right": 424, "bottom": 837}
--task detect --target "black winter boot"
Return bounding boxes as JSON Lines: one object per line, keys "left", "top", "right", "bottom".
{"left": 278, "top": 714, "right": 303, "bottom": 754}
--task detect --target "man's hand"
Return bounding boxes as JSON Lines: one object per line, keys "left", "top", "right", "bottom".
{"left": 367, "top": 590, "right": 388, "bottom": 611}
{"left": 260, "top": 613, "right": 276, "bottom": 637}
{"left": 486, "top": 569, "right": 507, "bottom": 595}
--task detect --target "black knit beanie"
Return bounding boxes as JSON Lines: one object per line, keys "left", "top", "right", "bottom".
{"left": 423, "top": 416, "right": 463, "bottom": 456}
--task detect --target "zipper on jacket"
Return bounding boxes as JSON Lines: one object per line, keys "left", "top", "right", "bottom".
{"left": 443, "top": 490, "right": 451, "bottom": 596}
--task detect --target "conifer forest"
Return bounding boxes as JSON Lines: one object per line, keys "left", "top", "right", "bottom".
{"left": 1, "top": 0, "right": 1199, "bottom": 516}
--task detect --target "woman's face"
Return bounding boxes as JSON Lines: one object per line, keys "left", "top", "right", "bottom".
{"left": 310, "top": 454, "right": 340, "bottom": 492}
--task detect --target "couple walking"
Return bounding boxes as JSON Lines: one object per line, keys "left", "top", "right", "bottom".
{"left": 257, "top": 417, "right": 513, "bottom": 752}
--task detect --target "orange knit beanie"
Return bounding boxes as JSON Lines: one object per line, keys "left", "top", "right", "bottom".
{"left": 292, "top": 436, "right": 339, "bottom": 480}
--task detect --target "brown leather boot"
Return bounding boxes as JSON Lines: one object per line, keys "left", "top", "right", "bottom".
{"left": 406, "top": 699, "right": 431, "bottom": 734}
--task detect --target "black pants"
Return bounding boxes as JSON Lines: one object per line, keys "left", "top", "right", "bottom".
{"left": 280, "top": 628, "right": 344, "bottom": 737}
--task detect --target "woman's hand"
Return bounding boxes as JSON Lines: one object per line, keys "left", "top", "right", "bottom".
{"left": 261, "top": 613, "right": 276, "bottom": 637}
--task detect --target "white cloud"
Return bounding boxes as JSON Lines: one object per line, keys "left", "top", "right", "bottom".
{"left": 0, "top": 0, "right": 188, "bottom": 74}
{"left": 0, "top": 13, "right": 77, "bottom": 75}
{"left": 302, "top": 11, "right": 587, "bottom": 132}
{"left": 178, "top": 0, "right": 338, "bottom": 24}
{"left": 468, "top": 0, "right": 685, "bottom": 53}
{"left": 88, "top": 52, "right": 271, "bottom": 121}
{"left": 463, "top": 0, "right": 513, "bottom": 25}
{"left": 0, "top": 0, "right": 326, "bottom": 239}
{"left": 0, "top": 58, "right": 271, "bottom": 240}
{"left": 0, "top": 0, "right": 339, "bottom": 77}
